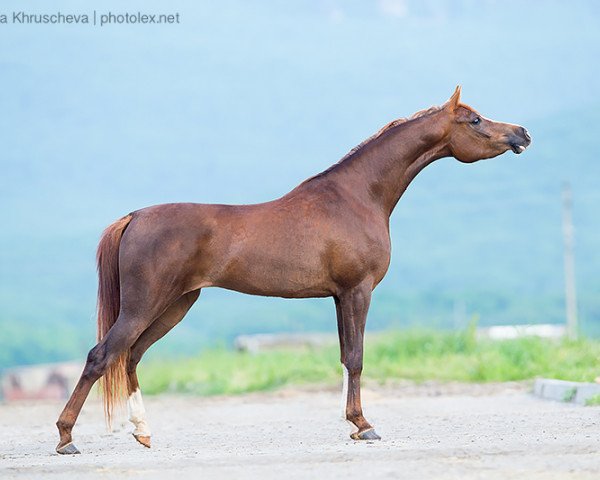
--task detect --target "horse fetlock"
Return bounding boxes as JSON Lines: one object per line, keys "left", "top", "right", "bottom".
{"left": 128, "top": 388, "right": 151, "bottom": 437}
{"left": 56, "top": 419, "right": 76, "bottom": 452}
{"left": 56, "top": 418, "right": 72, "bottom": 435}
{"left": 345, "top": 408, "right": 364, "bottom": 423}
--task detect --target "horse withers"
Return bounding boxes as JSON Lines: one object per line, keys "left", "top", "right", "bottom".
{"left": 55, "top": 87, "right": 531, "bottom": 454}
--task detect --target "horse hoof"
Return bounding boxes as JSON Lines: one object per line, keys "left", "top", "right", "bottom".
{"left": 133, "top": 434, "right": 151, "bottom": 448}
{"left": 56, "top": 442, "right": 81, "bottom": 455}
{"left": 350, "top": 428, "right": 381, "bottom": 441}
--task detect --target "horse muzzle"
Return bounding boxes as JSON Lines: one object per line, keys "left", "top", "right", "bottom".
{"left": 508, "top": 127, "right": 531, "bottom": 154}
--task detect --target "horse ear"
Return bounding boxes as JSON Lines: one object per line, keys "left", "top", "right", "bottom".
{"left": 445, "top": 85, "right": 462, "bottom": 111}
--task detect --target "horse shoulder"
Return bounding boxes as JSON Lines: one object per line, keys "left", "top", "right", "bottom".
{"left": 319, "top": 194, "right": 391, "bottom": 289}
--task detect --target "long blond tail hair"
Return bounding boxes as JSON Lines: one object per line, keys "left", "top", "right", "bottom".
{"left": 96, "top": 214, "right": 132, "bottom": 426}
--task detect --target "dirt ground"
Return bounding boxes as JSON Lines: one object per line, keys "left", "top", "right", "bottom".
{"left": 1, "top": 382, "right": 599, "bottom": 479}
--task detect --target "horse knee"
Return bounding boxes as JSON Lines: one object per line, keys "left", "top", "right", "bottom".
{"left": 344, "top": 356, "right": 363, "bottom": 376}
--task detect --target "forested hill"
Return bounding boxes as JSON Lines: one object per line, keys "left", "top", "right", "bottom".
{"left": 1, "top": 0, "right": 599, "bottom": 367}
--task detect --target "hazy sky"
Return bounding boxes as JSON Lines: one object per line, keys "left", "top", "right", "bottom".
{"left": 1, "top": 0, "right": 599, "bottom": 349}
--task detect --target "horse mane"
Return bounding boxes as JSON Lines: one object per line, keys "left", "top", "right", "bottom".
{"left": 303, "top": 104, "right": 443, "bottom": 184}
{"left": 339, "top": 105, "right": 443, "bottom": 162}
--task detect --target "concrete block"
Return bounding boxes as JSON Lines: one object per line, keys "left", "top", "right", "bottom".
{"left": 574, "top": 384, "right": 600, "bottom": 405}
{"left": 533, "top": 378, "right": 600, "bottom": 405}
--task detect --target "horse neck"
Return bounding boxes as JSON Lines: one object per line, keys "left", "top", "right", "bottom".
{"left": 333, "top": 113, "right": 451, "bottom": 216}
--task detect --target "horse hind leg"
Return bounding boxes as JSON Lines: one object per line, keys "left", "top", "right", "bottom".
{"left": 55, "top": 305, "right": 169, "bottom": 454}
{"left": 125, "top": 289, "right": 200, "bottom": 448}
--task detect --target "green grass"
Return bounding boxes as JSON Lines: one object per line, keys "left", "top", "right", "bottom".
{"left": 138, "top": 328, "right": 600, "bottom": 396}
{"left": 585, "top": 394, "right": 600, "bottom": 406}
{"left": 563, "top": 387, "right": 577, "bottom": 402}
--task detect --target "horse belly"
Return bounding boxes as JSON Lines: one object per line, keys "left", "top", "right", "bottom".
{"left": 214, "top": 237, "right": 333, "bottom": 298}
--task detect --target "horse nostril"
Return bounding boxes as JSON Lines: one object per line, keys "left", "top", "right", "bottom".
{"left": 521, "top": 127, "right": 531, "bottom": 143}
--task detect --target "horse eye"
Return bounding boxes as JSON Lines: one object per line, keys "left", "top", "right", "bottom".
{"left": 471, "top": 117, "right": 481, "bottom": 125}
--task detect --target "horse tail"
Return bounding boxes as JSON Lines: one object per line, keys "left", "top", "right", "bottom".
{"left": 96, "top": 213, "right": 133, "bottom": 426}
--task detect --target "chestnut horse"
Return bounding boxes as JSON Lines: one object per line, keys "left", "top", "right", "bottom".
{"left": 55, "top": 87, "right": 531, "bottom": 454}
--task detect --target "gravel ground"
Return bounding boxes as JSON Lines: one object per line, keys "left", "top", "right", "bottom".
{"left": 1, "top": 382, "right": 599, "bottom": 479}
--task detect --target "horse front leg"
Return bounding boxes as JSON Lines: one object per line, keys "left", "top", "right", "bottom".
{"left": 336, "top": 283, "right": 381, "bottom": 440}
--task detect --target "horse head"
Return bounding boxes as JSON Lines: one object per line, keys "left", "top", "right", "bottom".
{"left": 442, "top": 86, "right": 531, "bottom": 163}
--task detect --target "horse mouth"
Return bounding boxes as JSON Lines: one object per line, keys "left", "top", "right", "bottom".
{"left": 510, "top": 143, "right": 526, "bottom": 154}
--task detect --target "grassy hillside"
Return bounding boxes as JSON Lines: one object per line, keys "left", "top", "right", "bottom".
{"left": 136, "top": 328, "right": 600, "bottom": 396}
{"left": 1, "top": 1, "right": 599, "bottom": 368}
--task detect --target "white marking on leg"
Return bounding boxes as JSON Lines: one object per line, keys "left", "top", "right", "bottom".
{"left": 341, "top": 364, "right": 357, "bottom": 434}
{"left": 341, "top": 364, "right": 349, "bottom": 419}
{"left": 127, "top": 388, "right": 151, "bottom": 437}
